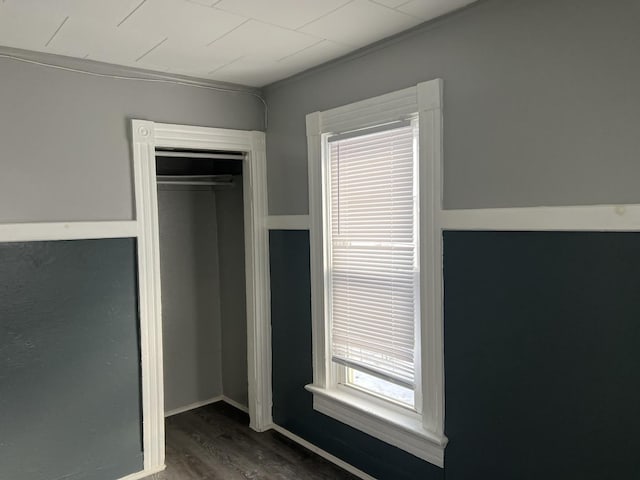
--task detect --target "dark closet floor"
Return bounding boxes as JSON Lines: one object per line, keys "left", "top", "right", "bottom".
{"left": 147, "top": 402, "right": 359, "bottom": 480}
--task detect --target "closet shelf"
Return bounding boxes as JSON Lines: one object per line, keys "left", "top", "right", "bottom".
{"left": 156, "top": 174, "right": 234, "bottom": 186}
{"left": 155, "top": 150, "right": 244, "bottom": 161}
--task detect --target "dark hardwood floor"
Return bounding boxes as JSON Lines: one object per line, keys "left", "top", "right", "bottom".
{"left": 147, "top": 402, "right": 359, "bottom": 480}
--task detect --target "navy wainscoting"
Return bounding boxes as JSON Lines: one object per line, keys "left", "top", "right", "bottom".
{"left": 443, "top": 231, "right": 640, "bottom": 480}
{"left": 0, "top": 238, "right": 143, "bottom": 480}
{"left": 270, "top": 229, "right": 640, "bottom": 480}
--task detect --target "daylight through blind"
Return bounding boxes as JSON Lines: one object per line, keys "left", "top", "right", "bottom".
{"left": 328, "top": 122, "right": 419, "bottom": 388}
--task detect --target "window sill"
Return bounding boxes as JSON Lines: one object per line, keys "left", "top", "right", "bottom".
{"left": 305, "top": 384, "right": 447, "bottom": 467}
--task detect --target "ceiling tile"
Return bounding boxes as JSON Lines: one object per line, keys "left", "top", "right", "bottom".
{"left": 397, "top": 0, "right": 476, "bottom": 20}
{"left": 0, "top": 2, "right": 67, "bottom": 50}
{"left": 299, "top": 0, "right": 421, "bottom": 48}
{"left": 2, "top": 0, "right": 140, "bottom": 26}
{"left": 46, "top": 17, "right": 164, "bottom": 65}
{"left": 371, "top": 0, "right": 411, "bottom": 8}
{"left": 119, "top": 0, "right": 247, "bottom": 48}
{"left": 186, "top": 0, "right": 219, "bottom": 6}
{"left": 209, "top": 56, "right": 299, "bottom": 87}
{"left": 209, "top": 40, "right": 349, "bottom": 87}
{"left": 279, "top": 40, "right": 352, "bottom": 71}
{"left": 212, "top": 40, "right": 352, "bottom": 87}
{"left": 214, "top": 0, "right": 351, "bottom": 30}
{"left": 46, "top": 0, "right": 142, "bottom": 25}
{"left": 208, "top": 20, "right": 320, "bottom": 61}
{"left": 138, "top": 39, "right": 236, "bottom": 76}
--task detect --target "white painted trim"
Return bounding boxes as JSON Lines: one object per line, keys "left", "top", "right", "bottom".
{"left": 265, "top": 215, "right": 310, "bottom": 230}
{"left": 131, "top": 120, "right": 272, "bottom": 474}
{"left": 244, "top": 130, "right": 273, "bottom": 432}
{"left": 417, "top": 79, "right": 445, "bottom": 437}
{"left": 165, "top": 396, "right": 223, "bottom": 418}
{"left": 321, "top": 85, "right": 418, "bottom": 135}
{"left": 440, "top": 204, "right": 640, "bottom": 231}
{"left": 154, "top": 123, "right": 259, "bottom": 151}
{"left": 116, "top": 466, "right": 165, "bottom": 480}
{"left": 307, "top": 385, "right": 446, "bottom": 467}
{"left": 0, "top": 221, "right": 137, "bottom": 242}
{"left": 305, "top": 79, "right": 446, "bottom": 467}
{"left": 132, "top": 121, "right": 165, "bottom": 473}
{"left": 271, "top": 424, "right": 377, "bottom": 480}
{"left": 307, "top": 111, "right": 329, "bottom": 391}
{"left": 221, "top": 396, "right": 250, "bottom": 414}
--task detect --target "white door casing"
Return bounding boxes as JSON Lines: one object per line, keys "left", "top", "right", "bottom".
{"left": 131, "top": 120, "right": 272, "bottom": 474}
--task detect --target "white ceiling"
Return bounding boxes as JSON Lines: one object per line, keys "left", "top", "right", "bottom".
{"left": 0, "top": 0, "right": 476, "bottom": 87}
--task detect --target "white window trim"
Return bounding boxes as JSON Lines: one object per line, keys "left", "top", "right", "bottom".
{"left": 305, "top": 79, "right": 446, "bottom": 467}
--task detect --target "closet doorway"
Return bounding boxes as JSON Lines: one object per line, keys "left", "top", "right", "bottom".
{"left": 131, "top": 121, "right": 271, "bottom": 477}
{"left": 156, "top": 149, "right": 247, "bottom": 418}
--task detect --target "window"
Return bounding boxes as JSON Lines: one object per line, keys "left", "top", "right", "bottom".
{"left": 306, "top": 80, "right": 446, "bottom": 467}
{"left": 328, "top": 121, "right": 420, "bottom": 410}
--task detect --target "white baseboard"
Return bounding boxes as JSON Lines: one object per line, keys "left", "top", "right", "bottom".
{"left": 270, "top": 424, "right": 377, "bottom": 480}
{"left": 164, "top": 395, "right": 223, "bottom": 418}
{"left": 221, "top": 395, "right": 250, "bottom": 413}
{"left": 117, "top": 465, "right": 165, "bottom": 480}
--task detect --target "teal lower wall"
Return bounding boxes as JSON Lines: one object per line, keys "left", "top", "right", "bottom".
{"left": 0, "top": 239, "right": 143, "bottom": 480}
{"left": 270, "top": 229, "right": 640, "bottom": 480}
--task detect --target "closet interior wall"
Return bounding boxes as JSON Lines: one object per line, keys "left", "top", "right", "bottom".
{"left": 157, "top": 153, "right": 248, "bottom": 415}
{"left": 216, "top": 175, "right": 248, "bottom": 408}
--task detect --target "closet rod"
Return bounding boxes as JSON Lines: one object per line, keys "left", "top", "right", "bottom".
{"left": 157, "top": 180, "right": 233, "bottom": 186}
{"left": 155, "top": 151, "right": 244, "bottom": 160}
{"left": 157, "top": 174, "right": 233, "bottom": 179}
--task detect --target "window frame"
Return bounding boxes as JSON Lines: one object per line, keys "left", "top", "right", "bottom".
{"left": 305, "top": 79, "right": 447, "bottom": 467}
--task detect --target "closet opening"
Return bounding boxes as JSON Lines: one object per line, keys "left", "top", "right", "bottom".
{"left": 155, "top": 147, "right": 250, "bottom": 423}
{"left": 132, "top": 121, "right": 271, "bottom": 474}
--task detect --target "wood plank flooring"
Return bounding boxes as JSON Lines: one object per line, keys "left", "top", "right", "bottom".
{"left": 146, "top": 402, "right": 359, "bottom": 480}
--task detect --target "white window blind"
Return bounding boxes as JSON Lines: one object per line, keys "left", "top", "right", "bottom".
{"left": 327, "top": 121, "right": 419, "bottom": 389}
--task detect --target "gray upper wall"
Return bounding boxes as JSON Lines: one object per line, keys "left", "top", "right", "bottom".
{"left": 0, "top": 48, "right": 264, "bottom": 223}
{"left": 264, "top": 0, "right": 640, "bottom": 214}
